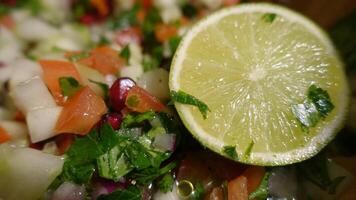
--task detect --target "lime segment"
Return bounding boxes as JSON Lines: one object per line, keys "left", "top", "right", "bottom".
{"left": 169, "top": 3, "right": 349, "bottom": 166}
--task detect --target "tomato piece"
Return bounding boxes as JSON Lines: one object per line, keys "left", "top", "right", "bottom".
{"left": 154, "top": 23, "right": 178, "bottom": 43}
{"left": 242, "top": 166, "right": 265, "bottom": 194}
{"left": 115, "top": 27, "right": 141, "bottom": 46}
{"left": 90, "top": 0, "right": 109, "bottom": 16}
{"left": 78, "top": 46, "right": 124, "bottom": 75}
{"left": 39, "top": 60, "right": 83, "bottom": 105}
{"left": 55, "top": 86, "right": 107, "bottom": 135}
{"left": 228, "top": 176, "right": 248, "bottom": 200}
{"left": 55, "top": 134, "right": 75, "bottom": 155}
{"left": 136, "top": 9, "right": 146, "bottom": 24}
{"left": 125, "top": 86, "right": 165, "bottom": 113}
{"left": 0, "top": 15, "right": 14, "bottom": 30}
{"left": 0, "top": 126, "right": 11, "bottom": 144}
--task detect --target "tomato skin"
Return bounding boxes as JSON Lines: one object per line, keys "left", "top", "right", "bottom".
{"left": 228, "top": 176, "right": 248, "bottom": 200}
{"left": 125, "top": 86, "right": 165, "bottom": 113}
{"left": 55, "top": 86, "right": 107, "bottom": 135}
{"left": 154, "top": 24, "right": 178, "bottom": 43}
{"left": 39, "top": 60, "right": 83, "bottom": 105}
{"left": 0, "top": 126, "right": 11, "bottom": 143}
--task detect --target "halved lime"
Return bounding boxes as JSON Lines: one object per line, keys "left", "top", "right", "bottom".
{"left": 169, "top": 3, "right": 349, "bottom": 166}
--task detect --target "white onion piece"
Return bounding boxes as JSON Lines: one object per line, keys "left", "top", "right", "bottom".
{"left": 52, "top": 182, "right": 86, "bottom": 200}
{"left": 153, "top": 184, "right": 180, "bottom": 200}
{"left": 153, "top": 134, "right": 176, "bottom": 152}
{"left": 16, "top": 18, "right": 57, "bottom": 41}
{"left": 0, "top": 120, "right": 28, "bottom": 140}
{"left": 26, "top": 106, "right": 62, "bottom": 143}
{"left": 42, "top": 141, "right": 59, "bottom": 155}
{"left": 268, "top": 167, "right": 299, "bottom": 199}
{"left": 11, "top": 76, "right": 56, "bottom": 114}
{"left": 9, "top": 58, "right": 43, "bottom": 90}
{"left": 76, "top": 64, "right": 107, "bottom": 97}
{"left": 120, "top": 65, "right": 143, "bottom": 82}
{"left": 138, "top": 68, "right": 170, "bottom": 100}
{"left": 128, "top": 43, "right": 143, "bottom": 66}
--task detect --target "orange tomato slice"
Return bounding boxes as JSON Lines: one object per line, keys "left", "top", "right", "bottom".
{"left": 55, "top": 86, "right": 107, "bottom": 135}
{"left": 0, "top": 126, "right": 11, "bottom": 144}
{"left": 125, "top": 86, "right": 165, "bottom": 113}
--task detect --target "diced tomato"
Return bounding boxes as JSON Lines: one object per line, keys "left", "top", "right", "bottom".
{"left": 136, "top": 9, "right": 146, "bottom": 24}
{"left": 39, "top": 60, "right": 83, "bottom": 105}
{"left": 14, "top": 110, "right": 25, "bottom": 122}
{"left": 223, "top": 0, "right": 240, "bottom": 6}
{"left": 242, "top": 166, "right": 265, "bottom": 194}
{"left": 228, "top": 176, "right": 248, "bottom": 200}
{"left": 205, "top": 186, "right": 224, "bottom": 200}
{"left": 55, "top": 86, "right": 107, "bottom": 135}
{"left": 115, "top": 27, "right": 141, "bottom": 47}
{"left": 136, "top": 0, "right": 152, "bottom": 11}
{"left": 79, "top": 14, "right": 97, "bottom": 25}
{"left": 154, "top": 23, "right": 178, "bottom": 43}
{"left": 0, "top": 126, "right": 11, "bottom": 144}
{"left": 78, "top": 46, "right": 124, "bottom": 75}
{"left": 125, "top": 86, "right": 165, "bottom": 113}
{"left": 90, "top": 0, "right": 109, "bottom": 16}
{"left": 0, "top": 15, "right": 14, "bottom": 30}
{"left": 55, "top": 134, "right": 75, "bottom": 155}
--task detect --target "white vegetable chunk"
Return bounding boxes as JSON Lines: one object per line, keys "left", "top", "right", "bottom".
{"left": 120, "top": 65, "right": 143, "bottom": 82}
{"left": 9, "top": 58, "right": 43, "bottom": 90}
{"left": 52, "top": 182, "right": 86, "bottom": 200}
{"left": 16, "top": 18, "right": 57, "bottom": 41}
{"left": 76, "top": 64, "right": 107, "bottom": 97}
{"left": 0, "top": 120, "right": 29, "bottom": 147}
{"left": 11, "top": 76, "right": 56, "bottom": 114}
{"left": 26, "top": 106, "right": 62, "bottom": 143}
{"left": 0, "top": 145, "right": 64, "bottom": 200}
{"left": 153, "top": 184, "right": 180, "bottom": 200}
{"left": 138, "top": 68, "right": 170, "bottom": 100}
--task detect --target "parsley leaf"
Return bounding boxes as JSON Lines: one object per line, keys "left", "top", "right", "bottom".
{"left": 169, "top": 36, "right": 182, "bottom": 54}
{"left": 249, "top": 172, "right": 270, "bottom": 200}
{"left": 120, "top": 45, "right": 131, "bottom": 62}
{"left": 129, "top": 161, "right": 177, "bottom": 185}
{"left": 126, "top": 95, "right": 140, "bottom": 107}
{"left": 292, "top": 85, "right": 334, "bottom": 132}
{"left": 143, "top": 54, "right": 159, "bottom": 72}
{"left": 158, "top": 173, "right": 175, "bottom": 193}
{"left": 170, "top": 90, "right": 210, "bottom": 119}
{"left": 121, "top": 111, "right": 156, "bottom": 128}
{"left": 68, "top": 52, "right": 90, "bottom": 62}
{"left": 59, "top": 77, "right": 83, "bottom": 97}
{"left": 244, "top": 140, "right": 255, "bottom": 158}
{"left": 106, "top": 5, "right": 139, "bottom": 30}
{"left": 262, "top": 13, "right": 277, "bottom": 23}
{"left": 223, "top": 145, "right": 238, "bottom": 159}
{"left": 98, "top": 186, "right": 143, "bottom": 200}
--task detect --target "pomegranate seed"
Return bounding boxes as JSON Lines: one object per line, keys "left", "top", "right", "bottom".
{"left": 109, "top": 77, "right": 135, "bottom": 112}
{"left": 102, "top": 113, "right": 123, "bottom": 130}
{"left": 79, "top": 14, "right": 96, "bottom": 25}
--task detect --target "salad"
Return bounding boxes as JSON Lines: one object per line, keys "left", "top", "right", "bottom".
{"left": 0, "top": 0, "right": 355, "bottom": 200}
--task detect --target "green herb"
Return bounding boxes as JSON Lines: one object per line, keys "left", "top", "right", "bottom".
{"left": 120, "top": 45, "right": 131, "bottom": 62}
{"left": 17, "top": 0, "right": 42, "bottom": 15}
{"left": 68, "top": 52, "right": 90, "bottom": 62}
{"left": 141, "top": 7, "right": 161, "bottom": 39}
{"left": 0, "top": 5, "right": 10, "bottom": 16}
{"left": 169, "top": 36, "right": 182, "bottom": 54}
{"left": 297, "top": 153, "right": 345, "bottom": 194}
{"left": 89, "top": 79, "right": 109, "bottom": 100}
{"left": 249, "top": 172, "right": 270, "bottom": 200}
{"left": 190, "top": 182, "right": 205, "bottom": 200}
{"left": 129, "top": 161, "right": 177, "bottom": 185}
{"left": 59, "top": 77, "right": 83, "bottom": 97}
{"left": 121, "top": 111, "right": 156, "bottom": 128}
{"left": 170, "top": 90, "right": 210, "bottom": 119}
{"left": 223, "top": 145, "right": 238, "bottom": 159}
{"left": 143, "top": 55, "right": 159, "bottom": 72}
{"left": 292, "top": 85, "right": 334, "bottom": 132}
{"left": 158, "top": 173, "right": 175, "bottom": 193}
{"left": 126, "top": 95, "right": 140, "bottom": 107}
{"left": 330, "top": 10, "right": 356, "bottom": 73}
{"left": 244, "top": 140, "right": 255, "bottom": 158}
{"left": 97, "top": 146, "right": 132, "bottom": 181}
{"left": 107, "top": 5, "right": 139, "bottom": 30}
{"left": 98, "top": 186, "right": 142, "bottom": 200}
{"left": 262, "top": 13, "right": 277, "bottom": 23}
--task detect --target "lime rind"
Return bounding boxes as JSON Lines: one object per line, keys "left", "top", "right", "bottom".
{"left": 169, "top": 3, "right": 349, "bottom": 166}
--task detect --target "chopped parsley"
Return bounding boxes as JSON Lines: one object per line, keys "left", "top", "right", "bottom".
{"left": 248, "top": 172, "right": 271, "bottom": 200}
{"left": 223, "top": 145, "right": 238, "bottom": 159}
{"left": 170, "top": 90, "right": 210, "bottom": 119}
{"left": 244, "top": 140, "right": 255, "bottom": 158}
{"left": 262, "top": 13, "right": 277, "bottom": 23}
{"left": 59, "top": 77, "right": 83, "bottom": 97}
{"left": 158, "top": 173, "right": 175, "bottom": 193}
{"left": 291, "top": 85, "right": 334, "bottom": 132}
{"left": 98, "top": 186, "right": 142, "bottom": 200}
{"left": 169, "top": 36, "right": 182, "bottom": 54}
{"left": 121, "top": 111, "right": 156, "bottom": 128}
{"left": 68, "top": 52, "right": 90, "bottom": 62}
{"left": 106, "top": 4, "right": 140, "bottom": 30}
{"left": 120, "top": 45, "right": 131, "bottom": 62}
{"left": 126, "top": 95, "right": 140, "bottom": 107}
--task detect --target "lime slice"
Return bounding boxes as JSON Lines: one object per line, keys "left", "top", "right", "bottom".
{"left": 169, "top": 3, "right": 349, "bottom": 166}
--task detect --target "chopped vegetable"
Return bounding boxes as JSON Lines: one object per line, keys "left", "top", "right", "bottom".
{"left": 125, "top": 86, "right": 165, "bottom": 112}
{"left": 39, "top": 60, "right": 83, "bottom": 105}
{"left": 228, "top": 175, "right": 248, "bottom": 200}
{"left": 119, "top": 45, "right": 131, "bottom": 62}
{"left": 55, "top": 86, "right": 107, "bottom": 135}
{"left": 98, "top": 185, "right": 143, "bottom": 200}
{"left": 262, "top": 13, "right": 277, "bottom": 23}
{"left": 158, "top": 173, "right": 175, "bottom": 193}
{"left": 59, "top": 77, "right": 83, "bottom": 97}
{"left": 244, "top": 141, "right": 255, "bottom": 158}
{"left": 223, "top": 145, "right": 238, "bottom": 159}
{"left": 248, "top": 172, "right": 270, "bottom": 200}
{"left": 0, "top": 126, "right": 11, "bottom": 143}
{"left": 154, "top": 23, "right": 178, "bottom": 43}
{"left": 170, "top": 90, "right": 210, "bottom": 119}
